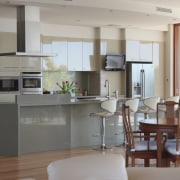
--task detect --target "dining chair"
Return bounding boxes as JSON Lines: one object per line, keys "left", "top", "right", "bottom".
{"left": 90, "top": 98, "right": 117, "bottom": 150}
{"left": 115, "top": 98, "right": 139, "bottom": 146}
{"left": 163, "top": 105, "right": 180, "bottom": 167}
{"left": 157, "top": 101, "right": 179, "bottom": 121}
{"left": 122, "top": 104, "right": 157, "bottom": 167}
{"left": 158, "top": 96, "right": 179, "bottom": 114}
{"left": 136, "top": 96, "right": 160, "bottom": 119}
{"left": 157, "top": 101, "right": 180, "bottom": 139}
{"left": 115, "top": 98, "right": 139, "bottom": 127}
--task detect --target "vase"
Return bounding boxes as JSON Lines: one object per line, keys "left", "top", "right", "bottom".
{"left": 70, "top": 91, "right": 76, "bottom": 98}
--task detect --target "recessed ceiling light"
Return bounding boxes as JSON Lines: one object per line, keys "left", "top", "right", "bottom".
{"left": 106, "top": 24, "right": 121, "bottom": 27}
{"left": 156, "top": 7, "right": 172, "bottom": 13}
{"left": 64, "top": 0, "right": 72, "bottom": 1}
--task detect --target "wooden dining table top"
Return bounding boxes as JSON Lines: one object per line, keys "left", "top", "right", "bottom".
{"left": 139, "top": 118, "right": 178, "bottom": 132}
{"left": 139, "top": 118, "right": 179, "bottom": 167}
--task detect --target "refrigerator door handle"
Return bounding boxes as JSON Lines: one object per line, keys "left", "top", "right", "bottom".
{"left": 140, "top": 69, "right": 145, "bottom": 99}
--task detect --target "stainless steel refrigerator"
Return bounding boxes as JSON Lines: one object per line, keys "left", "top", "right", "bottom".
{"left": 126, "top": 62, "right": 154, "bottom": 99}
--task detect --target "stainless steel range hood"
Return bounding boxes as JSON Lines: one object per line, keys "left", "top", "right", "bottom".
{"left": 0, "top": 6, "right": 55, "bottom": 57}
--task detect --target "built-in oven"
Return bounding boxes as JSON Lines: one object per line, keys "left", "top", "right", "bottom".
{"left": 0, "top": 76, "right": 20, "bottom": 93}
{"left": 20, "top": 72, "right": 42, "bottom": 94}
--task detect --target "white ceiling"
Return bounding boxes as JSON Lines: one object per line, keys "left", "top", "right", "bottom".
{"left": 0, "top": 0, "right": 180, "bottom": 31}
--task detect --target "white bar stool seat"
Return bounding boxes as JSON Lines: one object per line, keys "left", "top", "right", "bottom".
{"left": 136, "top": 96, "right": 160, "bottom": 119}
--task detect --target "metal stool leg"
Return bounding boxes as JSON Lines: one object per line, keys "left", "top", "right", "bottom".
{"left": 94, "top": 117, "right": 112, "bottom": 150}
{"left": 100, "top": 117, "right": 106, "bottom": 149}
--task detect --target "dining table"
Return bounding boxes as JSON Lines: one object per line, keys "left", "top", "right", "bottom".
{"left": 139, "top": 118, "right": 178, "bottom": 167}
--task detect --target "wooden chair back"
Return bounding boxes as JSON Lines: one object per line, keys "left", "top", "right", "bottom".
{"left": 157, "top": 101, "right": 179, "bottom": 123}
{"left": 122, "top": 104, "right": 135, "bottom": 150}
{"left": 122, "top": 104, "right": 157, "bottom": 167}
{"left": 157, "top": 101, "right": 179, "bottom": 139}
{"left": 164, "top": 106, "right": 180, "bottom": 166}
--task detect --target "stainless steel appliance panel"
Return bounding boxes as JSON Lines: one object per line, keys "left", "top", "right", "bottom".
{"left": 0, "top": 77, "right": 20, "bottom": 93}
{"left": 126, "top": 62, "right": 154, "bottom": 99}
{"left": 20, "top": 72, "right": 42, "bottom": 94}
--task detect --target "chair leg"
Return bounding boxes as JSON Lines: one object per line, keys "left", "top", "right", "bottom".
{"left": 134, "top": 112, "right": 138, "bottom": 130}
{"left": 125, "top": 152, "right": 129, "bottom": 167}
{"left": 175, "top": 161, "right": 179, "bottom": 167}
{"left": 131, "top": 157, "right": 135, "bottom": 167}
{"left": 144, "top": 159, "right": 150, "bottom": 167}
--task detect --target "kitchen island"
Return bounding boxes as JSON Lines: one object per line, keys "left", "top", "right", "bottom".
{"left": 0, "top": 94, "right": 123, "bottom": 156}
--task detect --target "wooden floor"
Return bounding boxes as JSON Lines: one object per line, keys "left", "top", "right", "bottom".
{"left": 0, "top": 146, "right": 125, "bottom": 180}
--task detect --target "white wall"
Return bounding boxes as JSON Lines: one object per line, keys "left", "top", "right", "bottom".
{"left": 124, "top": 28, "right": 165, "bottom": 42}
{"left": 41, "top": 23, "right": 96, "bottom": 39}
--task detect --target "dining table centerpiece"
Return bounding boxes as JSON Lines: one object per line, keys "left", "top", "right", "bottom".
{"left": 56, "top": 81, "right": 81, "bottom": 96}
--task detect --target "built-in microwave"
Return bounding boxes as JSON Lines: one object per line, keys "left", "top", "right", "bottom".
{"left": 0, "top": 76, "right": 20, "bottom": 93}
{"left": 20, "top": 72, "right": 42, "bottom": 94}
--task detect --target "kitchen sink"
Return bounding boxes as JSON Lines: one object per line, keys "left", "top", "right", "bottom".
{"left": 77, "top": 96, "right": 108, "bottom": 101}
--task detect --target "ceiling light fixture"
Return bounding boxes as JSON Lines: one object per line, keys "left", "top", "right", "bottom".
{"left": 156, "top": 7, "right": 172, "bottom": 13}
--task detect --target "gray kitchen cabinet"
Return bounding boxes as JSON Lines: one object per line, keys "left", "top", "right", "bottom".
{"left": 0, "top": 56, "right": 41, "bottom": 73}
{"left": 0, "top": 32, "right": 41, "bottom": 72}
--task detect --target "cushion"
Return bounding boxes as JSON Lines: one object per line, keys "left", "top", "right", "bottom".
{"left": 165, "top": 139, "right": 180, "bottom": 155}
{"left": 127, "top": 167, "right": 180, "bottom": 180}
{"left": 134, "top": 140, "right": 157, "bottom": 151}
{"left": 47, "top": 154, "right": 128, "bottom": 180}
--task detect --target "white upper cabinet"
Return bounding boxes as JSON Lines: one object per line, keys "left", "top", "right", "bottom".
{"left": 68, "top": 40, "right": 83, "bottom": 71}
{"left": 126, "top": 40, "right": 153, "bottom": 63}
{"left": 42, "top": 37, "right": 96, "bottom": 72}
{"left": 82, "top": 40, "right": 96, "bottom": 71}
{"left": 126, "top": 40, "right": 139, "bottom": 62}
{"left": 139, "top": 42, "right": 153, "bottom": 62}
{"left": 52, "top": 40, "right": 68, "bottom": 71}
{"left": 42, "top": 38, "right": 68, "bottom": 71}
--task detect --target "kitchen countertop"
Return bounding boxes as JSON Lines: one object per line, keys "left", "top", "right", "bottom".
{"left": 15, "top": 94, "right": 128, "bottom": 106}
{"left": 15, "top": 94, "right": 104, "bottom": 106}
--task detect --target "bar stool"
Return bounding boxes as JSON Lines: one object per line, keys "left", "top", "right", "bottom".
{"left": 115, "top": 98, "right": 139, "bottom": 129}
{"left": 90, "top": 98, "right": 117, "bottom": 150}
{"left": 136, "top": 96, "right": 160, "bottom": 119}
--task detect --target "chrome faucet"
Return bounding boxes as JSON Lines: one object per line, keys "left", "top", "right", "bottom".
{"left": 104, "top": 80, "right": 110, "bottom": 98}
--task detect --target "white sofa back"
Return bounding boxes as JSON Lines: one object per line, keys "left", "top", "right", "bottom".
{"left": 47, "top": 154, "right": 128, "bottom": 180}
